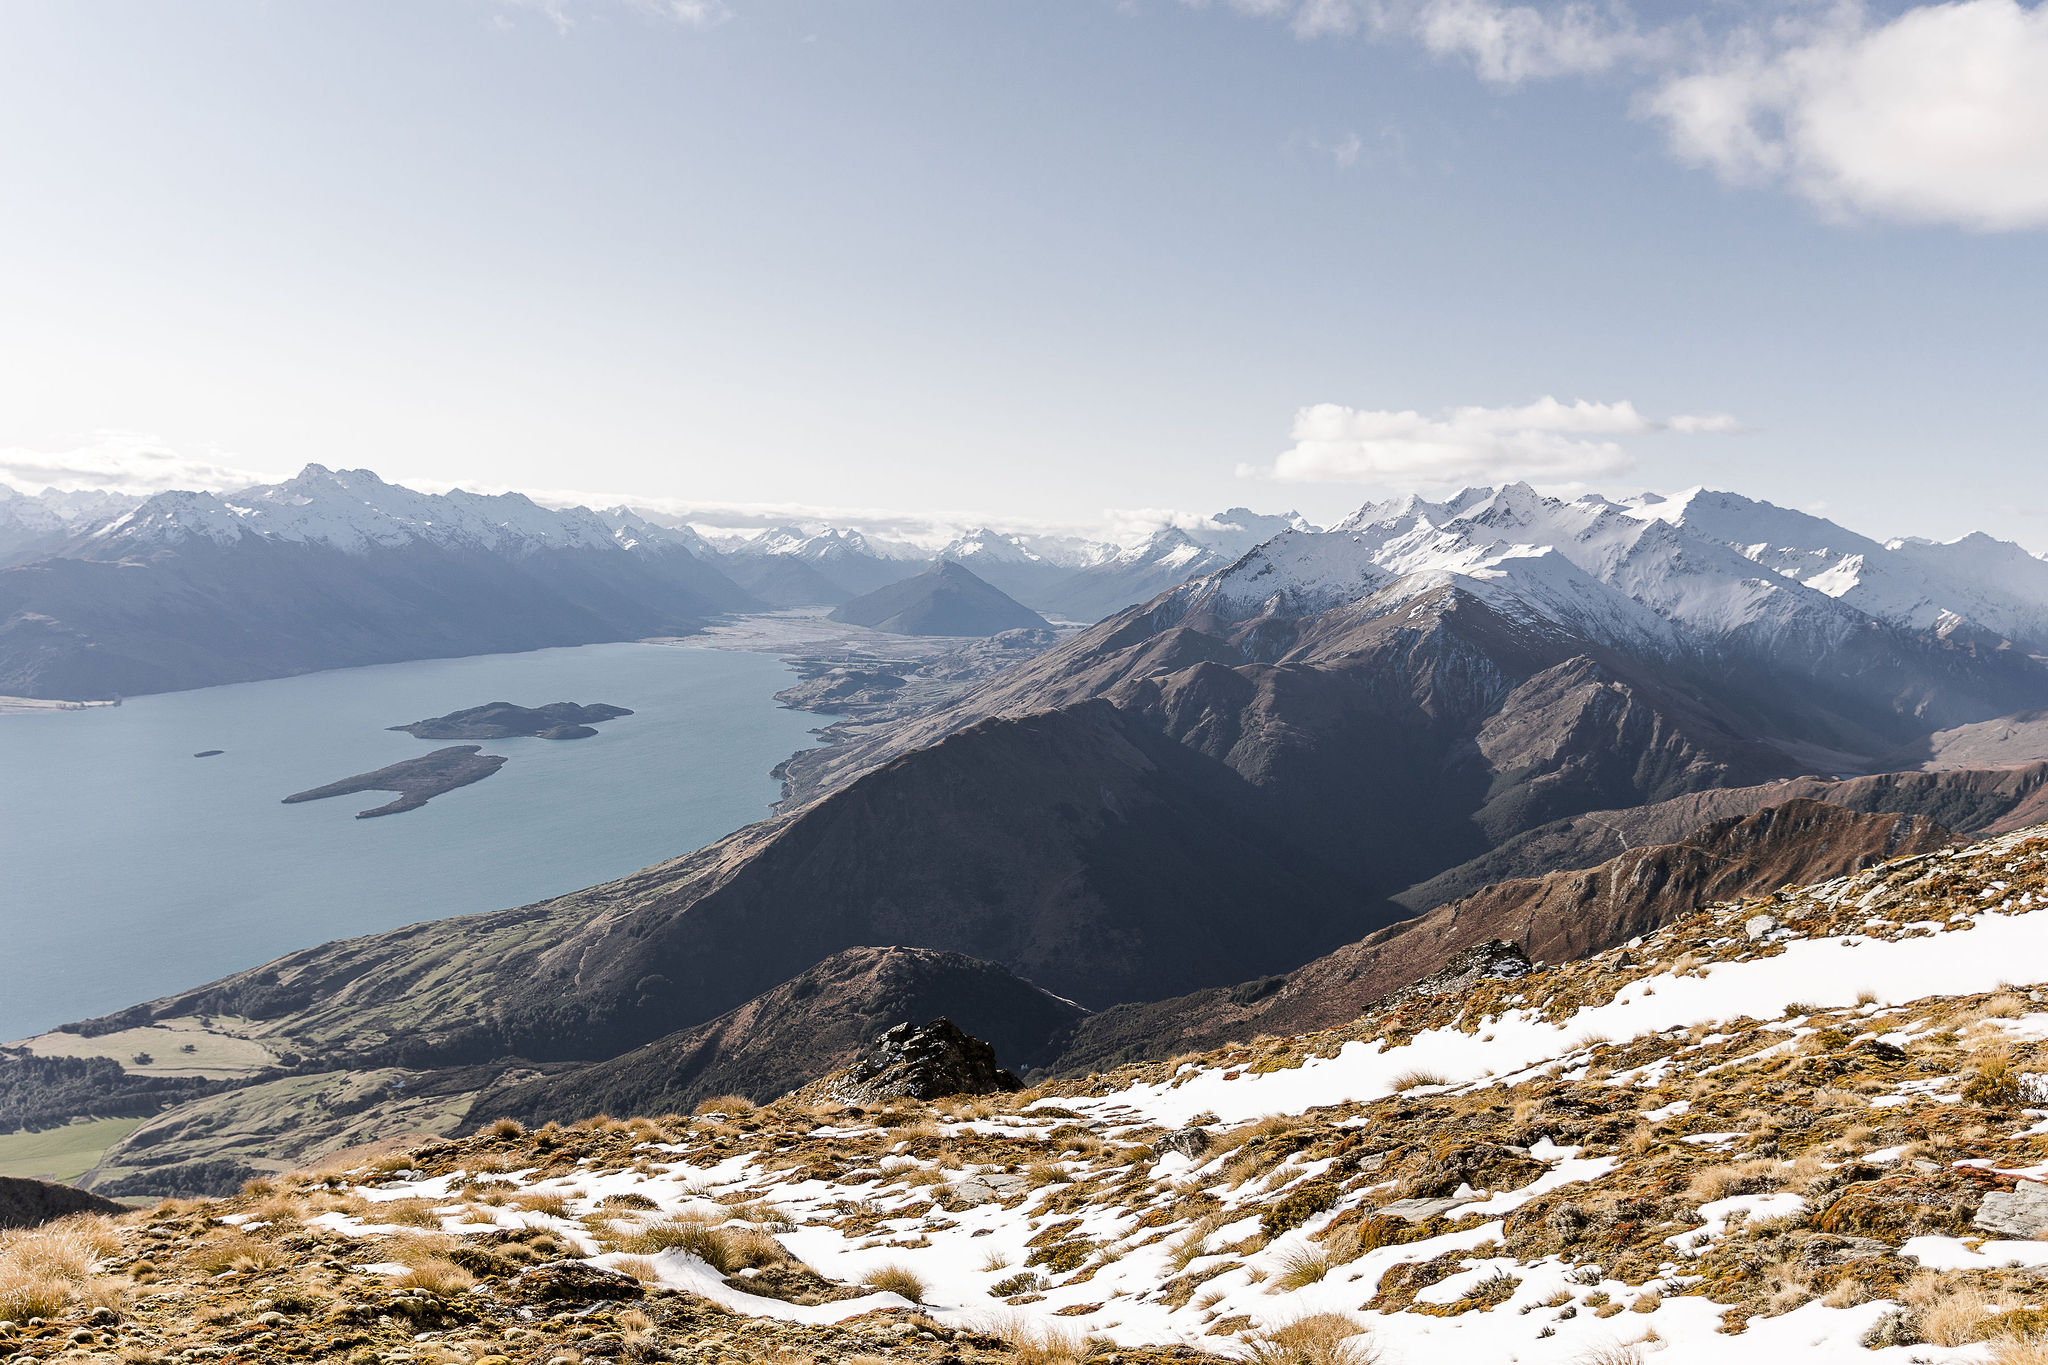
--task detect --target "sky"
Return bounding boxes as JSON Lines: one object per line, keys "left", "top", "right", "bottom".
{"left": 0, "top": 0, "right": 2044, "bottom": 547}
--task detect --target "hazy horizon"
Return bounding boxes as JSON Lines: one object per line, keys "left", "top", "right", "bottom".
{"left": 3, "top": 0, "right": 2044, "bottom": 546}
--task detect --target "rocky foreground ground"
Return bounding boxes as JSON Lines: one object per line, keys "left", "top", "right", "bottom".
{"left": 14, "top": 830, "right": 2048, "bottom": 1363}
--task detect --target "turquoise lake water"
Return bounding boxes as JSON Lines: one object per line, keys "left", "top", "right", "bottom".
{"left": 0, "top": 642, "right": 828, "bottom": 1041}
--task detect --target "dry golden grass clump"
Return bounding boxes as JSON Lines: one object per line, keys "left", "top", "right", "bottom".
{"left": 508, "top": 1189, "right": 574, "bottom": 1218}
{"left": 606, "top": 1212, "right": 790, "bottom": 1276}
{"left": 391, "top": 1256, "right": 477, "bottom": 1298}
{"left": 187, "top": 1229, "right": 287, "bottom": 1277}
{"left": 1243, "top": 1312, "right": 1380, "bottom": 1365}
{"left": 863, "top": 1262, "right": 928, "bottom": 1303}
{"left": 0, "top": 1214, "right": 124, "bottom": 1322}
{"left": 694, "top": 1093, "right": 758, "bottom": 1115}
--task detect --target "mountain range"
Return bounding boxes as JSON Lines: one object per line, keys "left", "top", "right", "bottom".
{"left": 12, "top": 474, "right": 2048, "bottom": 1195}
{"left": 0, "top": 470, "right": 1306, "bottom": 699}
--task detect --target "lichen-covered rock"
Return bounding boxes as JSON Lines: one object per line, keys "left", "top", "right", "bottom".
{"left": 1152, "top": 1127, "right": 1212, "bottom": 1161}
{"left": 509, "top": 1261, "right": 645, "bottom": 1304}
{"left": 1812, "top": 1176, "right": 1978, "bottom": 1239}
{"left": 1974, "top": 1181, "right": 2048, "bottom": 1238}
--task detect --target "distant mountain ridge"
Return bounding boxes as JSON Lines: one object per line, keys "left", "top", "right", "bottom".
{"left": 0, "top": 466, "right": 761, "bottom": 698}
{"left": 0, "top": 473, "right": 1326, "bottom": 696}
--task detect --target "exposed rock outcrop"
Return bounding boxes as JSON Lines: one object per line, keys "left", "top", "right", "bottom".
{"left": 797, "top": 1018, "right": 1020, "bottom": 1106}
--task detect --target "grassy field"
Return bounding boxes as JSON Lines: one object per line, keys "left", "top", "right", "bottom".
{"left": 0, "top": 1115, "right": 147, "bottom": 1183}
{"left": 17, "top": 1015, "right": 281, "bottom": 1079}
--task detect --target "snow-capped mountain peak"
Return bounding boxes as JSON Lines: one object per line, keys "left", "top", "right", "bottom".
{"left": 1182, "top": 481, "right": 2048, "bottom": 662}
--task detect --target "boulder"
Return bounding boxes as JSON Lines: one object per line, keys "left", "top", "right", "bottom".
{"left": 948, "top": 1172, "right": 1029, "bottom": 1206}
{"left": 1975, "top": 1182, "right": 2048, "bottom": 1239}
{"left": 1404, "top": 940, "right": 1532, "bottom": 998}
{"left": 510, "top": 1261, "right": 645, "bottom": 1304}
{"left": 1153, "top": 1128, "right": 1213, "bottom": 1161}
{"left": 803, "top": 1018, "right": 1021, "bottom": 1105}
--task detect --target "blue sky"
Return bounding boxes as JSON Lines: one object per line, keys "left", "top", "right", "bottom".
{"left": 1, "top": 0, "right": 2043, "bottom": 546}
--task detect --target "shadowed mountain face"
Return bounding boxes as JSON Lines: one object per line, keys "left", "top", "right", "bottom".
{"left": 0, "top": 538, "right": 757, "bottom": 700}
{"left": 462, "top": 946, "right": 1083, "bottom": 1127}
{"left": 0, "top": 1175, "right": 124, "bottom": 1229}
{"left": 1047, "top": 798, "right": 1957, "bottom": 1075}
{"left": 827, "top": 560, "right": 1050, "bottom": 637}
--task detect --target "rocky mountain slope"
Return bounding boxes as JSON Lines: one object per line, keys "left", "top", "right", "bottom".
{"left": 1049, "top": 798, "right": 1954, "bottom": 1075}
{"left": 827, "top": 561, "right": 1052, "bottom": 637}
{"left": 20, "top": 825, "right": 2048, "bottom": 1365}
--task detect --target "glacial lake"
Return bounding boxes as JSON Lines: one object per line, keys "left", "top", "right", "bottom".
{"left": 0, "top": 642, "right": 830, "bottom": 1041}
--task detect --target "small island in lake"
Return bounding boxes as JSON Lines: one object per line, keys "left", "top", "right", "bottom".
{"left": 282, "top": 746, "right": 507, "bottom": 818}
{"left": 390, "top": 700, "right": 633, "bottom": 741}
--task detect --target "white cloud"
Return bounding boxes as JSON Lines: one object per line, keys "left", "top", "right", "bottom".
{"left": 1403, "top": 0, "right": 1671, "bottom": 83}
{"left": 1646, "top": 0, "right": 2048, "bottom": 230}
{"left": 1198, "top": 0, "right": 1669, "bottom": 78}
{"left": 1199, "top": 0, "right": 2048, "bottom": 231}
{"left": 0, "top": 433, "right": 281, "bottom": 497}
{"left": 494, "top": 0, "right": 729, "bottom": 30}
{"left": 1254, "top": 396, "right": 1737, "bottom": 484}
{"left": 636, "top": 0, "right": 729, "bottom": 25}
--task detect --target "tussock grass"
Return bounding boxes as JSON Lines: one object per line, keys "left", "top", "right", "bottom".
{"left": 612, "top": 1215, "right": 732, "bottom": 1262}
{"left": 187, "top": 1231, "right": 286, "bottom": 1276}
{"left": 1571, "top": 1345, "right": 1646, "bottom": 1365}
{"left": 0, "top": 1214, "right": 126, "bottom": 1321}
{"left": 981, "top": 1313, "right": 1094, "bottom": 1365}
{"left": 1908, "top": 1276, "right": 2026, "bottom": 1346}
{"left": 599, "top": 1192, "right": 660, "bottom": 1211}
{"left": 508, "top": 1190, "right": 574, "bottom": 1218}
{"left": 864, "top": 1262, "right": 928, "bottom": 1303}
{"left": 392, "top": 1256, "right": 476, "bottom": 1297}
{"left": 610, "top": 1255, "right": 662, "bottom": 1283}
{"left": 1684, "top": 1160, "right": 1780, "bottom": 1203}
{"left": 480, "top": 1116, "right": 525, "bottom": 1138}
{"left": 373, "top": 1197, "right": 450, "bottom": 1228}
{"left": 694, "top": 1093, "right": 757, "bottom": 1115}
{"left": 1166, "top": 1217, "right": 1219, "bottom": 1273}
{"left": 1387, "top": 1068, "right": 1447, "bottom": 1092}
{"left": 1243, "top": 1312, "right": 1379, "bottom": 1365}
{"left": 1271, "top": 1244, "right": 1332, "bottom": 1290}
